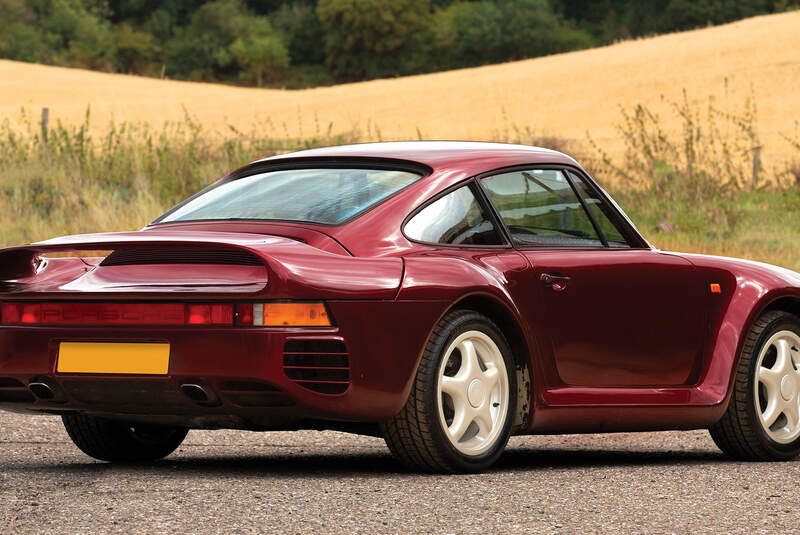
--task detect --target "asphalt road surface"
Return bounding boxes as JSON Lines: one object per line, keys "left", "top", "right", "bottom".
{"left": 1, "top": 411, "right": 798, "bottom": 534}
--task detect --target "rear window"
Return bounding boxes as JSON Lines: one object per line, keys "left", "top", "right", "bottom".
{"left": 156, "top": 168, "right": 422, "bottom": 225}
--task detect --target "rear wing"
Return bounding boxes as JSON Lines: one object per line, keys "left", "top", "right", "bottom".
{"left": 0, "top": 231, "right": 403, "bottom": 300}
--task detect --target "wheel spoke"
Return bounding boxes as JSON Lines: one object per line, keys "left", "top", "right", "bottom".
{"left": 775, "top": 339, "right": 792, "bottom": 374}
{"left": 785, "top": 399, "right": 800, "bottom": 431}
{"left": 761, "top": 399, "right": 783, "bottom": 428}
{"left": 447, "top": 407, "right": 473, "bottom": 442}
{"left": 474, "top": 403, "right": 494, "bottom": 437}
{"left": 441, "top": 375, "right": 468, "bottom": 411}
{"left": 482, "top": 366, "right": 500, "bottom": 392}
{"left": 759, "top": 367, "right": 782, "bottom": 397}
{"left": 458, "top": 340, "right": 480, "bottom": 380}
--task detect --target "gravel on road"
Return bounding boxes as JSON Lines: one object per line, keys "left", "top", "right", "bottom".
{"left": 0, "top": 411, "right": 797, "bottom": 534}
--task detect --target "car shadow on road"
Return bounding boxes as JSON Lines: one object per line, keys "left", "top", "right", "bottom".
{"left": 1, "top": 446, "right": 734, "bottom": 477}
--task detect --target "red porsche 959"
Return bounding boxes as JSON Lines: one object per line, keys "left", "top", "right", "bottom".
{"left": 2, "top": 141, "right": 800, "bottom": 473}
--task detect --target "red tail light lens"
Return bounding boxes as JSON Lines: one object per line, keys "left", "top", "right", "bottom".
{"left": 187, "top": 304, "right": 233, "bottom": 325}
{"left": 0, "top": 302, "right": 233, "bottom": 326}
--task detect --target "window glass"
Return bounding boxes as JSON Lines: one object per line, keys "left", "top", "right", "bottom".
{"left": 157, "top": 168, "right": 421, "bottom": 225}
{"left": 568, "top": 171, "right": 631, "bottom": 248}
{"left": 404, "top": 186, "right": 503, "bottom": 246}
{"left": 481, "top": 169, "right": 603, "bottom": 247}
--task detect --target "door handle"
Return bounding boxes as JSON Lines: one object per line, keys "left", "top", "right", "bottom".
{"left": 539, "top": 272, "right": 571, "bottom": 292}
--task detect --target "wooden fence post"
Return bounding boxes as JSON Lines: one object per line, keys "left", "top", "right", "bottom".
{"left": 41, "top": 107, "right": 49, "bottom": 144}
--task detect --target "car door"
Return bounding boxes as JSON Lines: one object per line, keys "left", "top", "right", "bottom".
{"left": 479, "top": 167, "right": 708, "bottom": 388}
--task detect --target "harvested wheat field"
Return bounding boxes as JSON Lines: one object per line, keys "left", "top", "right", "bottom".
{"left": 1, "top": 11, "right": 799, "bottom": 164}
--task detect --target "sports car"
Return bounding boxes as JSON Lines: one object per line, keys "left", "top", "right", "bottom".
{"left": 2, "top": 141, "right": 800, "bottom": 473}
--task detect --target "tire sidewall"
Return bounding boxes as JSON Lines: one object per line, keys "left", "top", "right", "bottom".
{"left": 423, "top": 312, "right": 517, "bottom": 471}
{"left": 746, "top": 314, "right": 800, "bottom": 459}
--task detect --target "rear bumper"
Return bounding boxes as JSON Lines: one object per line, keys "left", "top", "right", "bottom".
{"left": 0, "top": 300, "right": 447, "bottom": 428}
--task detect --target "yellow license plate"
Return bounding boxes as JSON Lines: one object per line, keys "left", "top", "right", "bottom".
{"left": 57, "top": 342, "right": 170, "bottom": 375}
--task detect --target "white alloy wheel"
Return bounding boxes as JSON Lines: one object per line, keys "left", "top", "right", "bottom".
{"left": 437, "top": 330, "right": 510, "bottom": 456}
{"left": 755, "top": 330, "right": 800, "bottom": 444}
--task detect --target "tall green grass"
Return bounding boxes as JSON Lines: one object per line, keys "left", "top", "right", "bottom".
{"left": 590, "top": 91, "right": 800, "bottom": 269}
{"left": 1, "top": 95, "right": 799, "bottom": 270}
{"left": 0, "top": 108, "right": 359, "bottom": 246}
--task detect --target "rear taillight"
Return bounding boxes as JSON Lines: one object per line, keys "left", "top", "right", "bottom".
{"left": 0, "top": 302, "right": 233, "bottom": 326}
{"left": 235, "top": 302, "right": 332, "bottom": 327}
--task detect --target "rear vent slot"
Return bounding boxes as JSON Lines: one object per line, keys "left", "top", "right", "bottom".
{"left": 101, "top": 249, "right": 262, "bottom": 266}
{"left": 218, "top": 380, "right": 293, "bottom": 407}
{"left": 0, "top": 378, "right": 35, "bottom": 403}
{"left": 282, "top": 339, "right": 350, "bottom": 395}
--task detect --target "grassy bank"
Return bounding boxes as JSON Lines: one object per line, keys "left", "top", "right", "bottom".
{"left": 1, "top": 95, "right": 799, "bottom": 270}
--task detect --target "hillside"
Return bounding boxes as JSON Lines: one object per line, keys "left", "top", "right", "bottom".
{"left": 1, "top": 11, "right": 799, "bottom": 165}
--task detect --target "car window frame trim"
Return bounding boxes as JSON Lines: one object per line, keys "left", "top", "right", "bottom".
{"left": 564, "top": 168, "right": 647, "bottom": 249}
{"left": 474, "top": 164, "right": 650, "bottom": 251}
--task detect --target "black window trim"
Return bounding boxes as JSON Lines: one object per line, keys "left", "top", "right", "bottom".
{"left": 401, "top": 178, "right": 512, "bottom": 250}
{"left": 564, "top": 167, "right": 649, "bottom": 249}
{"left": 474, "top": 164, "right": 650, "bottom": 251}
{"left": 149, "top": 157, "right": 433, "bottom": 228}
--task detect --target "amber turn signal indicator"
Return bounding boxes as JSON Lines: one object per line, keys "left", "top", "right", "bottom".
{"left": 236, "top": 302, "right": 332, "bottom": 327}
{"left": 710, "top": 283, "right": 721, "bottom": 294}
{"left": 263, "top": 302, "right": 331, "bottom": 326}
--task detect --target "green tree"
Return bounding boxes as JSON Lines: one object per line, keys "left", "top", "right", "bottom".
{"left": 0, "top": 1, "right": 52, "bottom": 62}
{"left": 433, "top": 0, "right": 567, "bottom": 69}
{"left": 112, "top": 23, "right": 158, "bottom": 74}
{"left": 663, "top": 0, "right": 773, "bottom": 31}
{"left": 317, "top": 0, "right": 432, "bottom": 80}
{"left": 164, "top": 0, "right": 288, "bottom": 81}
{"left": 29, "top": 0, "right": 115, "bottom": 69}
{"left": 230, "top": 27, "right": 289, "bottom": 86}
{"left": 272, "top": 2, "right": 326, "bottom": 65}
{"left": 432, "top": 1, "right": 504, "bottom": 68}
{"left": 496, "top": 0, "right": 562, "bottom": 60}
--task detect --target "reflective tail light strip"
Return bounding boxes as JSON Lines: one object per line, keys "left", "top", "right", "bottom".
{"left": 252, "top": 303, "right": 264, "bottom": 326}
{"left": 0, "top": 302, "right": 233, "bottom": 326}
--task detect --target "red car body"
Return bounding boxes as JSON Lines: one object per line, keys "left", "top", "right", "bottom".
{"left": 2, "top": 141, "right": 800, "bottom": 436}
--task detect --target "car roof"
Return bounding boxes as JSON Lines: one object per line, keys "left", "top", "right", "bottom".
{"left": 254, "top": 141, "right": 580, "bottom": 171}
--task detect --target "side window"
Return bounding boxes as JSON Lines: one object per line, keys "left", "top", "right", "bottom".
{"left": 481, "top": 169, "right": 603, "bottom": 248}
{"left": 404, "top": 185, "right": 504, "bottom": 246}
{"left": 567, "top": 171, "right": 632, "bottom": 248}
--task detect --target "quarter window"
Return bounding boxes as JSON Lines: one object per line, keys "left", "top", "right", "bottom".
{"left": 404, "top": 186, "right": 504, "bottom": 246}
{"left": 481, "top": 169, "right": 603, "bottom": 247}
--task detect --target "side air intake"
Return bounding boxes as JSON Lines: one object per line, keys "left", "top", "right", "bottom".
{"left": 282, "top": 339, "right": 350, "bottom": 395}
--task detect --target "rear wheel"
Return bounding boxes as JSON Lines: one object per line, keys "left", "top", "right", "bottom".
{"left": 710, "top": 310, "right": 800, "bottom": 461}
{"left": 381, "top": 310, "right": 516, "bottom": 473}
{"left": 62, "top": 414, "right": 188, "bottom": 462}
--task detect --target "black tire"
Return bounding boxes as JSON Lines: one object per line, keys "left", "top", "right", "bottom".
{"left": 709, "top": 310, "right": 800, "bottom": 461}
{"left": 62, "top": 414, "right": 188, "bottom": 462}
{"left": 381, "top": 310, "right": 517, "bottom": 473}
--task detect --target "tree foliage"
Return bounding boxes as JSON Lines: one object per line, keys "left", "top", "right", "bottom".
{"left": 317, "top": 0, "right": 431, "bottom": 79}
{"left": 0, "top": 0, "right": 792, "bottom": 87}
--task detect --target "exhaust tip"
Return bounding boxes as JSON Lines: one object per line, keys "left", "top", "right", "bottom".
{"left": 180, "top": 383, "right": 219, "bottom": 406}
{"left": 28, "top": 382, "right": 55, "bottom": 400}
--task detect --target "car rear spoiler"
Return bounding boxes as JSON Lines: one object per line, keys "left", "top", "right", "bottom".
{"left": 0, "top": 231, "right": 404, "bottom": 300}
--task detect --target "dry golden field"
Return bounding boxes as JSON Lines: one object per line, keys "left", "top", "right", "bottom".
{"left": 1, "top": 11, "right": 799, "bottom": 165}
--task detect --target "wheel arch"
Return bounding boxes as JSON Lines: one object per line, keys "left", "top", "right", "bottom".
{"left": 445, "top": 292, "right": 533, "bottom": 432}
{"left": 760, "top": 296, "right": 800, "bottom": 320}
{"left": 716, "top": 293, "right": 800, "bottom": 419}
